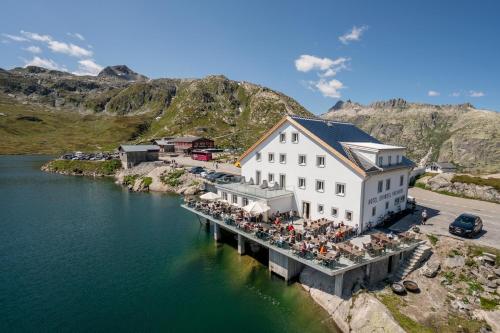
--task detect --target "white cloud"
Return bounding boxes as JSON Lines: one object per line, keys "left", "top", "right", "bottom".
{"left": 24, "top": 45, "right": 42, "bottom": 54}
{"left": 428, "top": 90, "right": 440, "bottom": 97}
{"left": 339, "top": 25, "right": 368, "bottom": 44}
{"left": 295, "top": 55, "right": 336, "bottom": 72}
{"left": 23, "top": 56, "right": 66, "bottom": 71}
{"left": 73, "top": 59, "right": 103, "bottom": 76}
{"left": 450, "top": 91, "right": 460, "bottom": 97}
{"left": 67, "top": 32, "right": 85, "bottom": 41}
{"left": 2, "top": 33, "right": 28, "bottom": 42}
{"left": 47, "top": 40, "right": 92, "bottom": 57}
{"left": 469, "top": 90, "right": 485, "bottom": 97}
{"left": 20, "top": 30, "right": 52, "bottom": 42}
{"left": 20, "top": 30, "right": 92, "bottom": 58}
{"left": 315, "top": 79, "right": 345, "bottom": 98}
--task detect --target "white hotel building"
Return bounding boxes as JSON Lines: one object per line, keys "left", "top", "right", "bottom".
{"left": 215, "top": 115, "right": 414, "bottom": 232}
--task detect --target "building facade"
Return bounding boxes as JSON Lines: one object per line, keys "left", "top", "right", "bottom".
{"left": 168, "top": 137, "right": 215, "bottom": 154}
{"left": 234, "top": 116, "right": 414, "bottom": 232}
{"left": 118, "top": 145, "right": 160, "bottom": 169}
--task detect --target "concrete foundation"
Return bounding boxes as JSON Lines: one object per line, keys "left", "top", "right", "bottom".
{"left": 237, "top": 234, "right": 246, "bottom": 255}
{"left": 268, "top": 249, "right": 304, "bottom": 281}
{"left": 334, "top": 273, "right": 344, "bottom": 297}
{"left": 213, "top": 223, "right": 221, "bottom": 241}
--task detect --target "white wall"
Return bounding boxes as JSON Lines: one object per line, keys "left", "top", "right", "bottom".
{"left": 240, "top": 122, "right": 364, "bottom": 225}
{"left": 362, "top": 168, "right": 410, "bottom": 227}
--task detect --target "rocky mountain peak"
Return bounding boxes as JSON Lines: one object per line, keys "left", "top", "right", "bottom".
{"left": 369, "top": 98, "right": 408, "bottom": 109}
{"left": 97, "top": 65, "right": 148, "bottom": 81}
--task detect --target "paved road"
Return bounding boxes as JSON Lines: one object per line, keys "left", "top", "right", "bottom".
{"left": 391, "top": 187, "right": 500, "bottom": 249}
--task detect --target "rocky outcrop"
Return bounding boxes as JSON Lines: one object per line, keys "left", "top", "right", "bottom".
{"left": 322, "top": 99, "right": 500, "bottom": 173}
{"left": 115, "top": 162, "right": 204, "bottom": 195}
{"left": 417, "top": 173, "right": 500, "bottom": 203}
{"left": 300, "top": 267, "right": 405, "bottom": 333}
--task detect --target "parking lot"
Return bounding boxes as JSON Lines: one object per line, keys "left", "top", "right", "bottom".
{"left": 391, "top": 187, "right": 500, "bottom": 249}
{"left": 160, "top": 155, "right": 240, "bottom": 175}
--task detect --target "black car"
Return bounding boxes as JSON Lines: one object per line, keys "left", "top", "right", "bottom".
{"left": 189, "top": 166, "right": 205, "bottom": 174}
{"left": 206, "top": 172, "right": 227, "bottom": 181}
{"left": 449, "top": 213, "right": 483, "bottom": 237}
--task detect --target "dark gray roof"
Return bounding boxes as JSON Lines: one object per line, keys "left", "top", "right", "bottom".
{"left": 119, "top": 144, "right": 160, "bottom": 152}
{"left": 168, "top": 136, "right": 213, "bottom": 143}
{"left": 291, "top": 116, "right": 415, "bottom": 172}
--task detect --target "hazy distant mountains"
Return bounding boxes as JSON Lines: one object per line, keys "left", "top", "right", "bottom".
{"left": 322, "top": 99, "right": 499, "bottom": 173}
{"left": 0, "top": 65, "right": 498, "bottom": 172}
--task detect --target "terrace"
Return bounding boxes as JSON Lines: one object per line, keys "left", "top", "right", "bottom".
{"left": 182, "top": 197, "right": 423, "bottom": 277}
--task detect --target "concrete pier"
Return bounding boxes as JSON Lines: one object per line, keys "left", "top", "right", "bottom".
{"left": 238, "top": 234, "right": 246, "bottom": 255}
{"left": 269, "top": 248, "right": 304, "bottom": 281}
{"left": 334, "top": 273, "right": 344, "bottom": 297}
{"left": 213, "top": 223, "right": 221, "bottom": 241}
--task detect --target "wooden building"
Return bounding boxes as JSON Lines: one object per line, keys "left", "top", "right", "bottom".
{"left": 169, "top": 136, "right": 215, "bottom": 154}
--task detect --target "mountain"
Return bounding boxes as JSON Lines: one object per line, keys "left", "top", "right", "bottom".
{"left": 0, "top": 65, "right": 311, "bottom": 154}
{"left": 322, "top": 99, "right": 500, "bottom": 173}
{"left": 97, "top": 65, "right": 148, "bottom": 81}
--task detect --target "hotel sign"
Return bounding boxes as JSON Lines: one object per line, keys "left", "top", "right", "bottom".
{"left": 367, "top": 188, "right": 404, "bottom": 205}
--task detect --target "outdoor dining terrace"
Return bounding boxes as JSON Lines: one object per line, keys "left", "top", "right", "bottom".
{"left": 182, "top": 196, "right": 423, "bottom": 277}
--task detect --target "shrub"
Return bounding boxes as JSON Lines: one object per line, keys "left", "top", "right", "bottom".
{"left": 480, "top": 297, "right": 499, "bottom": 310}
{"left": 123, "top": 174, "right": 138, "bottom": 186}
{"left": 142, "top": 177, "right": 152, "bottom": 187}
{"left": 427, "top": 234, "right": 439, "bottom": 246}
{"left": 160, "top": 169, "right": 185, "bottom": 187}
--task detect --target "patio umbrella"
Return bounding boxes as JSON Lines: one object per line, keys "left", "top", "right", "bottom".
{"left": 243, "top": 201, "right": 270, "bottom": 215}
{"left": 199, "top": 192, "right": 220, "bottom": 201}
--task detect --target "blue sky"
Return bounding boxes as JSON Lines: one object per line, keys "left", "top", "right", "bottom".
{"left": 1, "top": 0, "right": 499, "bottom": 113}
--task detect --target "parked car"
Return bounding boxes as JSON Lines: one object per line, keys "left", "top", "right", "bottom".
{"left": 206, "top": 172, "right": 227, "bottom": 182}
{"left": 201, "top": 170, "right": 214, "bottom": 178}
{"left": 189, "top": 166, "right": 205, "bottom": 174}
{"left": 449, "top": 213, "right": 483, "bottom": 238}
{"left": 217, "top": 174, "right": 237, "bottom": 183}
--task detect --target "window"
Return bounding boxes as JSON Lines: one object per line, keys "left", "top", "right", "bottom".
{"left": 331, "top": 207, "right": 338, "bottom": 217}
{"left": 298, "top": 154, "right": 306, "bottom": 166}
{"left": 345, "top": 211, "right": 353, "bottom": 221}
{"left": 242, "top": 197, "right": 249, "bottom": 206}
{"left": 385, "top": 201, "right": 389, "bottom": 209}
{"left": 279, "top": 133, "right": 286, "bottom": 143}
{"left": 268, "top": 153, "right": 274, "bottom": 163}
{"left": 400, "top": 175, "right": 404, "bottom": 186}
{"left": 335, "top": 183, "right": 346, "bottom": 196}
{"left": 396, "top": 155, "right": 400, "bottom": 163}
{"left": 279, "top": 174, "right": 286, "bottom": 188}
{"left": 298, "top": 177, "right": 306, "bottom": 189}
{"left": 256, "top": 152, "right": 261, "bottom": 161}
{"left": 279, "top": 153, "right": 286, "bottom": 164}
{"left": 292, "top": 132, "right": 299, "bottom": 143}
{"left": 255, "top": 170, "right": 261, "bottom": 185}
{"left": 316, "top": 155, "right": 325, "bottom": 167}
{"left": 385, "top": 178, "right": 391, "bottom": 191}
{"left": 378, "top": 180, "right": 383, "bottom": 193}
{"left": 222, "top": 192, "right": 228, "bottom": 201}
{"left": 318, "top": 204, "right": 324, "bottom": 214}
{"left": 395, "top": 197, "right": 399, "bottom": 205}
{"left": 232, "top": 194, "right": 238, "bottom": 204}
{"left": 388, "top": 155, "right": 392, "bottom": 165}
{"left": 378, "top": 156, "right": 383, "bottom": 166}
{"left": 268, "top": 173, "right": 274, "bottom": 183}
{"left": 372, "top": 206, "right": 376, "bottom": 216}
{"left": 316, "top": 180, "right": 325, "bottom": 193}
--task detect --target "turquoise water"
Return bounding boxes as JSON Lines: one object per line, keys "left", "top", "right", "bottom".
{"left": 0, "top": 156, "right": 338, "bottom": 332}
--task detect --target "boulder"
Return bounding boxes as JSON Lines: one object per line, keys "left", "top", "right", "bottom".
{"left": 421, "top": 260, "right": 441, "bottom": 278}
{"left": 444, "top": 255, "right": 465, "bottom": 269}
{"left": 495, "top": 267, "right": 500, "bottom": 277}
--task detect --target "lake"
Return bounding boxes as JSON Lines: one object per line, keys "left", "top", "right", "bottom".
{"left": 0, "top": 156, "right": 338, "bottom": 332}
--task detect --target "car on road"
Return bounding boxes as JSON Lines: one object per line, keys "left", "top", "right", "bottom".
{"left": 200, "top": 170, "right": 214, "bottom": 178}
{"left": 206, "top": 172, "right": 228, "bottom": 182}
{"left": 217, "top": 174, "right": 238, "bottom": 183}
{"left": 189, "top": 166, "right": 205, "bottom": 174}
{"left": 449, "top": 213, "right": 483, "bottom": 238}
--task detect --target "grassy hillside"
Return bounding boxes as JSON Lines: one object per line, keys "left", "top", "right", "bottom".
{"left": 0, "top": 95, "right": 151, "bottom": 154}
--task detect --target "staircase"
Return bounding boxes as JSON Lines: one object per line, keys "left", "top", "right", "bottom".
{"left": 392, "top": 243, "right": 432, "bottom": 281}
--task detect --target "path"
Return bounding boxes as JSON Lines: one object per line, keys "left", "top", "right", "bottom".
{"left": 391, "top": 187, "right": 500, "bottom": 249}
{"left": 160, "top": 155, "right": 241, "bottom": 175}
